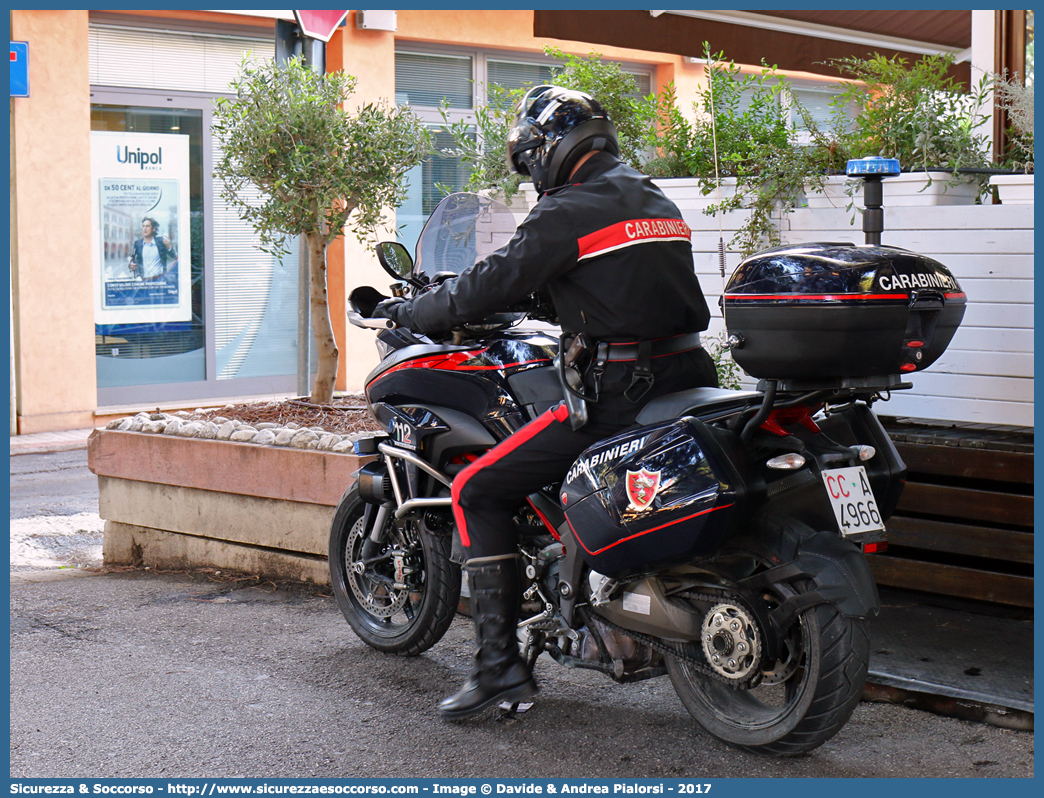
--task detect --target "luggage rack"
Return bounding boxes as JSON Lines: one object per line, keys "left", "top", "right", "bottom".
{"left": 758, "top": 375, "right": 914, "bottom": 396}
{"left": 738, "top": 376, "right": 912, "bottom": 443}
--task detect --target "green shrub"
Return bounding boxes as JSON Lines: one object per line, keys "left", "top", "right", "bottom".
{"left": 645, "top": 49, "right": 847, "bottom": 257}
{"left": 829, "top": 53, "right": 993, "bottom": 176}
{"left": 545, "top": 46, "right": 656, "bottom": 169}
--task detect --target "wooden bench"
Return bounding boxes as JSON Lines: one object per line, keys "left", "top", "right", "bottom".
{"left": 871, "top": 419, "right": 1033, "bottom": 608}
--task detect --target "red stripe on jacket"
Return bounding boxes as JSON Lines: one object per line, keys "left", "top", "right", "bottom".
{"left": 577, "top": 218, "right": 691, "bottom": 262}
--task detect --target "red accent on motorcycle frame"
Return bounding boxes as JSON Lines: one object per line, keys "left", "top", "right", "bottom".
{"left": 451, "top": 403, "right": 570, "bottom": 547}
{"left": 566, "top": 502, "right": 735, "bottom": 557}
{"left": 526, "top": 498, "right": 561, "bottom": 541}
{"left": 366, "top": 348, "right": 552, "bottom": 390}
{"left": 760, "top": 405, "right": 822, "bottom": 437}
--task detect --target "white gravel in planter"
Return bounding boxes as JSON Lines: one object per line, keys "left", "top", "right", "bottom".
{"left": 105, "top": 412, "right": 382, "bottom": 455}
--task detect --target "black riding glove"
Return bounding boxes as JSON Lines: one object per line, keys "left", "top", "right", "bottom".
{"left": 371, "top": 297, "right": 416, "bottom": 329}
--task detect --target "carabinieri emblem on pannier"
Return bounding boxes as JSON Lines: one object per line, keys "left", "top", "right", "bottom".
{"left": 626, "top": 467, "right": 662, "bottom": 511}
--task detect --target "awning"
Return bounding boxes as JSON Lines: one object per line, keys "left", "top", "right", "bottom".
{"left": 534, "top": 9, "right": 972, "bottom": 84}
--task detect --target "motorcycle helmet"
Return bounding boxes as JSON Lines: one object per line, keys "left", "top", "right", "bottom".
{"left": 506, "top": 85, "right": 619, "bottom": 195}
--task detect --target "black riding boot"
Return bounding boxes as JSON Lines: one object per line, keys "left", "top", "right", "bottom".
{"left": 437, "top": 556, "right": 538, "bottom": 719}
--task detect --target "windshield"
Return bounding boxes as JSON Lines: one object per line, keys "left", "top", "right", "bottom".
{"left": 413, "top": 193, "right": 519, "bottom": 282}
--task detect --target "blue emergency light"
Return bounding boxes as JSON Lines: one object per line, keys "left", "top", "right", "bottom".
{"left": 846, "top": 156, "right": 901, "bottom": 177}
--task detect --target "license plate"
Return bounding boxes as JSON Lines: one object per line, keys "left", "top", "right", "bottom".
{"left": 822, "top": 466, "right": 885, "bottom": 536}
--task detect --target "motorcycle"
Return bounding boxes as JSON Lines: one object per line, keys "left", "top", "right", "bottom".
{"left": 329, "top": 191, "right": 966, "bottom": 756}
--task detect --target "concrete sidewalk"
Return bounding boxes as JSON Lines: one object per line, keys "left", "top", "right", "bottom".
{"left": 9, "top": 427, "right": 100, "bottom": 456}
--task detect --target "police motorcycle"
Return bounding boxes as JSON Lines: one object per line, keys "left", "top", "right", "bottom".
{"left": 330, "top": 185, "right": 966, "bottom": 756}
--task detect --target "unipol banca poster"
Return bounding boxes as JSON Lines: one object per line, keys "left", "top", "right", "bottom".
{"left": 91, "top": 131, "right": 192, "bottom": 324}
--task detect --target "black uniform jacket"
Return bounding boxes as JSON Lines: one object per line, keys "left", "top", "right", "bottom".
{"left": 405, "top": 152, "right": 711, "bottom": 340}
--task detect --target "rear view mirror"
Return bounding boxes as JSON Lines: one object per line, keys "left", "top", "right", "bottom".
{"left": 376, "top": 242, "right": 415, "bottom": 283}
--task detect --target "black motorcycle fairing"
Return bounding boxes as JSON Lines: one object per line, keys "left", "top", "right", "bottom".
{"left": 507, "top": 364, "right": 564, "bottom": 418}
{"left": 376, "top": 326, "right": 431, "bottom": 353}
{"left": 423, "top": 406, "right": 499, "bottom": 468}
{"left": 365, "top": 334, "right": 559, "bottom": 440}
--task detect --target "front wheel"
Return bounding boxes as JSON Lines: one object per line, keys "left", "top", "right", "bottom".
{"left": 667, "top": 573, "right": 870, "bottom": 756}
{"left": 329, "top": 485, "right": 460, "bottom": 656}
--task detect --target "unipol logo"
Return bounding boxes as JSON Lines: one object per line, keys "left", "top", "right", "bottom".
{"left": 117, "top": 146, "right": 163, "bottom": 171}
{"left": 626, "top": 468, "right": 662, "bottom": 511}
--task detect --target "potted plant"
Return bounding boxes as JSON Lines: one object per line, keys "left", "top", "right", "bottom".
{"left": 644, "top": 52, "right": 845, "bottom": 257}
{"left": 827, "top": 53, "right": 994, "bottom": 206}
{"left": 989, "top": 71, "right": 1034, "bottom": 204}
{"left": 212, "top": 56, "right": 430, "bottom": 403}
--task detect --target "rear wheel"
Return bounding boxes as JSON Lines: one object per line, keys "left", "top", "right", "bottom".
{"left": 329, "top": 485, "right": 460, "bottom": 655}
{"left": 667, "top": 565, "right": 869, "bottom": 756}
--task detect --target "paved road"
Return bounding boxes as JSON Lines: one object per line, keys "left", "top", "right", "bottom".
{"left": 10, "top": 449, "right": 100, "bottom": 519}
{"left": 10, "top": 450, "right": 104, "bottom": 571}
{"left": 8, "top": 450, "right": 1035, "bottom": 779}
{"left": 9, "top": 569, "right": 1034, "bottom": 780}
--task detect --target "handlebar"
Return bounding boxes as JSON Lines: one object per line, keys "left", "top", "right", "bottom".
{"left": 347, "top": 308, "right": 395, "bottom": 330}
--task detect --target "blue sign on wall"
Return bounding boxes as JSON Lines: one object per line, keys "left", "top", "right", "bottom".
{"left": 11, "top": 41, "right": 29, "bottom": 97}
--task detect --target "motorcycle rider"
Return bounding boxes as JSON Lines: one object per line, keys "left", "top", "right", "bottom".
{"left": 373, "top": 85, "right": 718, "bottom": 719}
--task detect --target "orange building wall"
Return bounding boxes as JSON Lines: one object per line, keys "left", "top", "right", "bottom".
{"left": 327, "top": 14, "right": 403, "bottom": 393}
{"left": 7, "top": 9, "right": 735, "bottom": 427}
{"left": 11, "top": 10, "right": 98, "bottom": 433}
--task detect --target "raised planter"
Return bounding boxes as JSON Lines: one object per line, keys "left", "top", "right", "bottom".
{"left": 87, "top": 429, "right": 371, "bottom": 584}
{"left": 804, "top": 172, "right": 982, "bottom": 210}
{"left": 879, "top": 171, "right": 982, "bottom": 206}
{"left": 653, "top": 176, "right": 738, "bottom": 213}
{"left": 989, "top": 173, "right": 1034, "bottom": 204}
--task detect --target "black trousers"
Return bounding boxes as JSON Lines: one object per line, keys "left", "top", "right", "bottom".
{"left": 451, "top": 347, "right": 718, "bottom": 559}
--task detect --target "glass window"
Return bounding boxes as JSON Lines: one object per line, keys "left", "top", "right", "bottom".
{"left": 625, "top": 70, "right": 652, "bottom": 100}
{"left": 91, "top": 104, "right": 206, "bottom": 387}
{"left": 89, "top": 24, "right": 314, "bottom": 407}
{"left": 790, "top": 85, "right": 854, "bottom": 135}
{"left": 211, "top": 166, "right": 308, "bottom": 381}
{"left": 396, "top": 52, "right": 473, "bottom": 108}
{"left": 487, "top": 59, "right": 554, "bottom": 97}
{"left": 399, "top": 125, "right": 475, "bottom": 256}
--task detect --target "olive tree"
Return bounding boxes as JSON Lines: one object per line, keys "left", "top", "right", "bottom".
{"left": 213, "top": 56, "right": 430, "bottom": 403}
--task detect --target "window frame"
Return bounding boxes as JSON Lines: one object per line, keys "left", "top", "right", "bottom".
{"left": 395, "top": 42, "right": 656, "bottom": 127}
{"left": 90, "top": 85, "right": 306, "bottom": 408}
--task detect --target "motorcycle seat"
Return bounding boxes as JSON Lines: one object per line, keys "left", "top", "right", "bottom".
{"left": 636, "top": 387, "right": 762, "bottom": 425}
